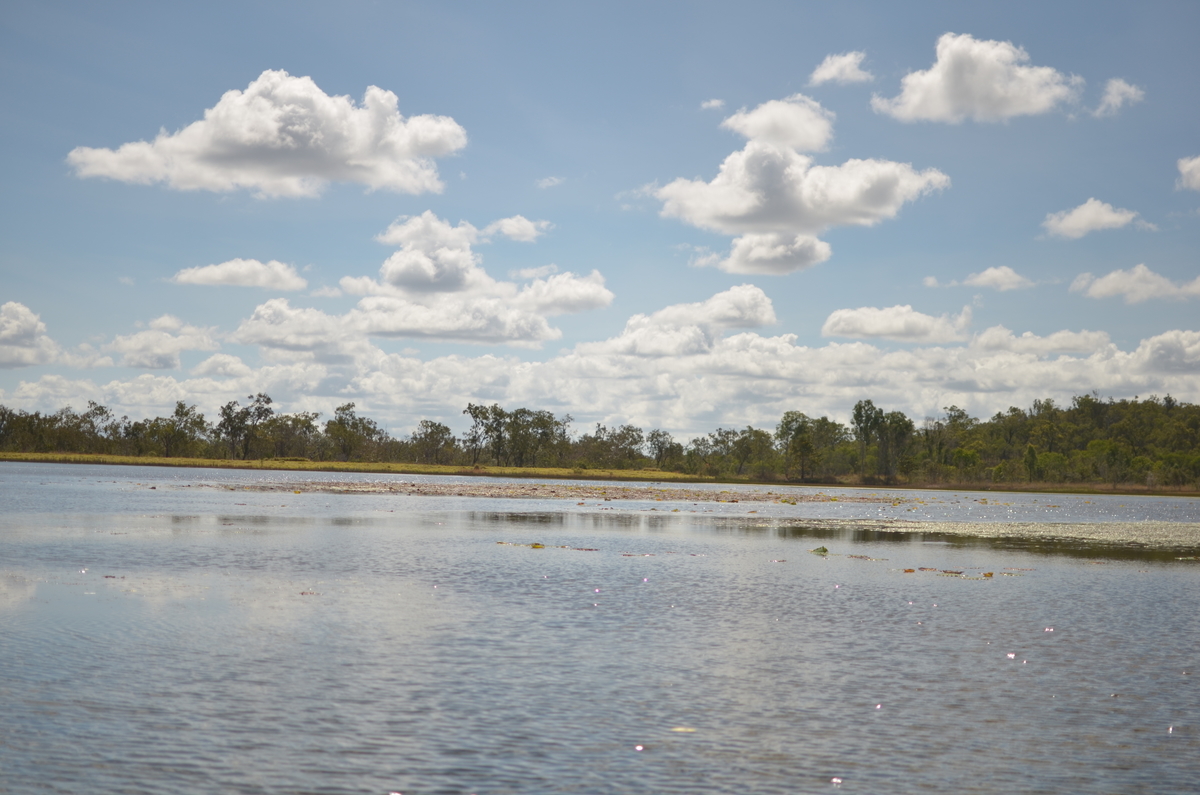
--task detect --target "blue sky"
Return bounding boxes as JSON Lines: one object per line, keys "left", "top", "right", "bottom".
{"left": 2, "top": 0, "right": 1199, "bottom": 436}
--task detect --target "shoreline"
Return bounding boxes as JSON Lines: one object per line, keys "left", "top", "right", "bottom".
{"left": 2, "top": 451, "right": 1199, "bottom": 499}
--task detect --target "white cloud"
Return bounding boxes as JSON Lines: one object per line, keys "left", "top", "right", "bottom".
{"left": 1093, "top": 78, "right": 1144, "bottom": 117}
{"left": 971, "top": 326, "right": 1111, "bottom": 355}
{"left": 232, "top": 299, "right": 368, "bottom": 362}
{"left": 481, "top": 215, "right": 553, "bottom": 242}
{"left": 1178, "top": 156, "right": 1200, "bottom": 191}
{"left": 537, "top": 176, "right": 565, "bottom": 188}
{"left": 374, "top": 211, "right": 553, "bottom": 293}
{"left": 67, "top": 69, "right": 467, "bottom": 198}
{"left": 577, "top": 285, "right": 776, "bottom": 358}
{"left": 513, "top": 271, "right": 613, "bottom": 316}
{"left": 656, "top": 96, "right": 948, "bottom": 275}
{"left": 1042, "top": 198, "right": 1141, "bottom": 239}
{"left": 872, "top": 33, "right": 1082, "bottom": 123}
{"left": 511, "top": 264, "right": 558, "bottom": 279}
{"left": 0, "top": 302, "right": 58, "bottom": 368}
{"left": 8, "top": 291, "right": 1200, "bottom": 437}
{"left": 232, "top": 210, "right": 611, "bottom": 351}
{"left": 105, "top": 315, "right": 219, "bottom": 369}
{"left": 700, "top": 99, "right": 725, "bottom": 110}
{"left": 821, "top": 304, "right": 971, "bottom": 343}
{"left": 310, "top": 285, "right": 342, "bottom": 298}
{"left": 719, "top": 94, "right": 834, "bottom": 151}
{"left": 375, "top": 212, "right": 490, "bottom": 293}
{"left": 717, "top": 232, "right": 832, "bottom": 274}
{"left": 962, "top": 266, "right": 1034, "bottom": 291}
{"left": 191, "top": 353, "right": 253, "bottom": 378}
{"left": 808, "top": 51, "right": 874, "bottom": 86}
{"left": 172, "top": 258, "right": 308, "bottom": 290}
{"left": 1071, "top": 263, "right": 1200, "bottom": 303}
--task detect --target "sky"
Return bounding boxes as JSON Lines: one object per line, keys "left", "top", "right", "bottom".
{"left": 2, "top": 0, "right": 1199, "bottom": 438}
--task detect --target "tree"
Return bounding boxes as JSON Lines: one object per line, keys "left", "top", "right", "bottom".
{"left": 325, "top": 403, "right": 386, "bottom": 461}
{"left": 217, "top": 393, "right": 274, "bottom": 459}
{"left": 411, "top": 420, "right": 456, "bottom": 465}
{"left": 148, "top": 401, "right": 208, "bottom": 458}
{"left": 851, "top": 400, "right": 883, "bottom": 478}
{"left": 776, "top": 411, "right": 820, "bottom": 480}
{"left": 876, "top": 411, "right": 914, "bottom": 480}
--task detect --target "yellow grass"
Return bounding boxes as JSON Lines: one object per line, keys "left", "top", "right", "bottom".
{"left": 1, "top": 452, "right": 1196, "bottom": 497}
{"left": 0, "top": 452, "right": 703, "bottom": 483}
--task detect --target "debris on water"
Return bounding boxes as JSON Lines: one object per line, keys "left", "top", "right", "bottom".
{"left": 670, "top": 727, "right": 697, "bottom": 732}
{"left": 810, "top": 546, "right": 829, "bottom": 555}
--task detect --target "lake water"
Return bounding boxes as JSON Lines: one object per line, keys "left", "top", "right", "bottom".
{"left": 2, "top": 463, "right": 1198, "bottom": 794}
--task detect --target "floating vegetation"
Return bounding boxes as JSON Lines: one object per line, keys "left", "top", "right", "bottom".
{"left": 809, "top": 546, "right": 829, "bottom": 556}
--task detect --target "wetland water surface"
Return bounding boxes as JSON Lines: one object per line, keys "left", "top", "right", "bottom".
{"left": 2, "top": 463, "right": 1198, "bottom": 794}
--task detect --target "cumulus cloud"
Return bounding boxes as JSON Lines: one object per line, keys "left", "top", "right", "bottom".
{"left": 656, "top": 94, "right": 948, "bottom": 275}
{"left": 67, "top": 70, "right": 467, "bottom": 198}
{"left": 172, "top": 258, "right": 308, "bottom": 290}
{"left": 719, "top": 94, "right": 834, "bottom": 151}
{"left": 872, "top": 33, "right": 1082, "bottom": 123}
{"left": 232, "top": 211, "right": 611, "bottom": 351}
{"left": 232, "top": 299, "right": 368, "bottom": 363}
{"left": 190, "top": 353, "right": 253, "bottom": 378}
{"left": 577, "top": 285, "right": 776, "bottom": 357}
{"left": 105, "top": 315, "right": 219, "bottom": 369}
{"left": 1178, "top": 156, "right": 1200, "bottom": 191}
{"left": 700, "top": 99, "right": 725, "bottom": 110}
{"left": 971, "top": 326, "right": 1111, "bottom": 355}
{"left": 1071, "top": 264, "right": 1200, "bottom": 303}
{"left": 481, "top": 215, "right": 553, "bottom": 242}
{"left": 821, "top": 304, "right": 971, "bottom": 343}
{"left": 1093, "top": 78, "right": 1144, "bottom": 117}
{"left": 0, "top": 302, "right": 59, "bottom": 368}
{"left": 808, "top": 51, "right": 874, "bottom": 86}
{"left": 374, "top": 212, "right": 553, "bottom": 293}
{"left": 1042, "top": 198, "right": 1142, "bottom": 239}
{"left": 952, "top": 265, "right": 1034, "bottom": 291}
{"left": 8, "top": 295, "right": 1200, "bottom": 436}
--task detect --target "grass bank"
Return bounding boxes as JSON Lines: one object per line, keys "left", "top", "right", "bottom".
{"left": 2, "top": 452, "right": 1197, "bottom": 498}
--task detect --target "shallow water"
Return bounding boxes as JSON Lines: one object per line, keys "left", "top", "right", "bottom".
{"left": 2, "top": 463, "right": 1198, "bottom": 794}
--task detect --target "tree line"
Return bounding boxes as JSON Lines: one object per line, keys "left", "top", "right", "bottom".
{"left": 2, "top": 393, "right": 1199, "bottom": 488}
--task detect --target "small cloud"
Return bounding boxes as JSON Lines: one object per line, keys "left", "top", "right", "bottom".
{"left": 482, "top": 215, "right": 553, "bottom": 242}
{"left": 808, "top": 51, "right": 874, "bottom": 86}
{"left": 963, "top": 266, "right": 1034, "bottom": 291}
{"left": 537, "top": 176, "right": 565, "bottom": 189}
{"left": 929, "top": 266, "right": 1034, "bottom": 291}
{"left": 1071, "top": 263, "right": 1200, "bottom": 303}
{"left": 310, "top": 285, "right": 342, "bottom": 297}
{"left": 191, "top": 353, "right": 252, "bottom": 378}
{"left": 1042, "top": 198, "right": 1140, "bottom": 239}
{"left": 172, "top": 258, "right": 308, "bottom": 290}
{"left": 511, "top": 264, "right": 559, "bottom": 279}
{"left": 701, "top": 99, "right": 725, "bottom": 110}
{"left": 687, "top": 247, "right": 722, "bottom": 269}
{"left": 821, "top": 304, "right": 972, "bottom": 343}
{"left": 1093, "top": 78, "right": 1144, "bottom": 117}
{"left": 1177, "top": 156, "right": 1200, "bottom": 192}
{"left": 118, "top": 276, "right": 134, "bottom": 286}
{"left": 105, "top": 315, "right": 218, "bottom": 369}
